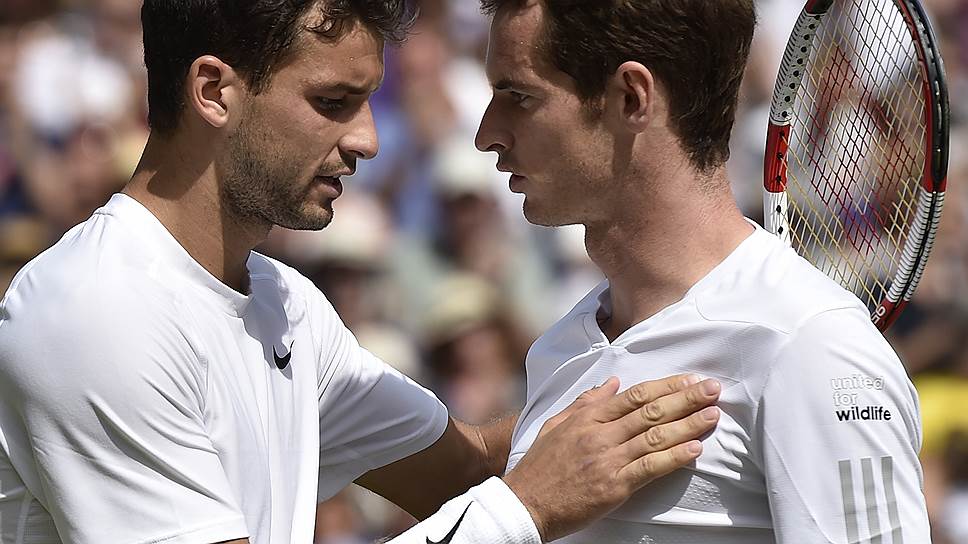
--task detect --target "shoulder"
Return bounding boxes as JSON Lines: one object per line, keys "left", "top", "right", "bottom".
{"left": 686, "top": 229, "right": 908, "bottom": 400}
{"left": 758, "top": 306, "right": 914, "bottom": 421}
{"left": 0, "top": 211, "right": 204, "bottom": 388}
{"left": 775, "top": 305, "right": 899, "bottom": 367}
{"left": 2, "top": 215, "right": 186, "bottom": 335}
{"left": 694, "top": 228, "right": 866, "bottom": 334}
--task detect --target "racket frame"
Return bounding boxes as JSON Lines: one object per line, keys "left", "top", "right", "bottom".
{"left": 763, "top": 0, "right": 950, "bottom": 332}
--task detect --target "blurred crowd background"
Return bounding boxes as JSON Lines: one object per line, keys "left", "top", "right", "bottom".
{"left": 0, "top": 0, "right": 965, "bottom": 542}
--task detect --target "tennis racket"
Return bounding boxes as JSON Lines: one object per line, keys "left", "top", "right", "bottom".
{"left": 763, "top": 0, "right": 949, "bottom": 332}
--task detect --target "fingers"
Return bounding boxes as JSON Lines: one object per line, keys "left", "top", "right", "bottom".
{"left": 583, "top": 376, "right": 621, "bottom": 401}
{"left": 563, "top": 376, "right": 620, "bottom": 417}
{"left": 595, "top": 374, "right": 702, "bottom": 422}
{"left": 618, "top": 440, "right": 704, "bottom": 491}
{"left": 613, "top": 378, "right": 721, "bottom": 440}
{"left": 621, "top": 405, "right": 720, "bottom": 461}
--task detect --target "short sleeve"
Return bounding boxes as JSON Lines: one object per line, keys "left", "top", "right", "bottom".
{"left": 759, "top": 308, "right": 931, "bottom": 543}
{"left": 313, "top": 297, "right": 448, "bottom": 501}
{"left": 0, "top": 288, "right": 249, "bottom": 543}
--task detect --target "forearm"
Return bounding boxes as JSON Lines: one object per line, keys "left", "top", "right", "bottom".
{"left": 462, "top": 412, "right": 519, "bottom": 479}
{"left": 355, "top": 416, "right": 518, "bottom": 520}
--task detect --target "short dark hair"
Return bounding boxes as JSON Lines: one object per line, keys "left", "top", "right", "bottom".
{"left": 142, "top": 0, "right": 414, "bottom": 134}
{"left": 480, "top": 0, "right": 755, "bottom": 172}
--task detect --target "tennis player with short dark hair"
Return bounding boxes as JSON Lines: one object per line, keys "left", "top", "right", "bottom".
{"left": 0, "top": 1, "right": 722, "bottom": 543}
{"left": 475, "top": 0, "right": 931, "bottom": 542}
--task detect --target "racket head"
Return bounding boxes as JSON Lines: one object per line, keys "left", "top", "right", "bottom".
{"left": 762, "top": 0, "right": 950, "bottom": 332}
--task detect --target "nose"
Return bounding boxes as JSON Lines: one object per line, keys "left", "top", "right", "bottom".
{"left": 340, "top": 101, "right": 379, "bottom": 161}
{"left": 475, "top": 100, "right": 511, "bottom": 155}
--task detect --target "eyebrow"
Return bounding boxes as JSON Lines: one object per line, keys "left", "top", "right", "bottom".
{"left": 312, "top": 80, "right": 383, "bottom": 95}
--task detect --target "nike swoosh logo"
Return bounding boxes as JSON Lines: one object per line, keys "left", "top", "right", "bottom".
{"left": 426, "top": 502, "right": 472, "bottom": 544}
{"left": 273, "top": 341, "right": 293, "bottom": 370}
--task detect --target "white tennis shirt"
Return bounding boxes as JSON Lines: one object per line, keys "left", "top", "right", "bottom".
{"left": 0, "top": 194, "right": 448, "bottom": 543}
{"left": 507, "top": 224, "right": 930, "bottom": 543}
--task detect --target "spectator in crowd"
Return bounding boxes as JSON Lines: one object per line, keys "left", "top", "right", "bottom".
{"left": 421, "top": 272, "right": 527, "bottom": 424}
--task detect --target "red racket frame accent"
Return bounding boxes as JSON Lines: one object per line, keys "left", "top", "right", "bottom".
{"left": 764, "top": 124, "right": 790, "bottom": 194}
{"left": 804, "top": 0, "right": 834, "bottom": 15}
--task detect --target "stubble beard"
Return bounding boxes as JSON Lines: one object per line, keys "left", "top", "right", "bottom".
{"left": 222, "top": 116, "right": 334, "bottom": 232}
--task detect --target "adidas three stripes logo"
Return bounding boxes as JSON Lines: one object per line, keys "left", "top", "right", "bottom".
{"left": 838, "top": 456, "right": 903, "bottom": 544}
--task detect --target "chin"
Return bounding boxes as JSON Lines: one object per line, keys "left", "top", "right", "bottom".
{"left": 277, "top": 204, "right": 333, "bottom": 231}
{"left": 522, "top": 199, "right": 570, "bottom": 228}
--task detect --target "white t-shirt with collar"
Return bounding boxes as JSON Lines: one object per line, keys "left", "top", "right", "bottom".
{"left": 0, "top": 193, "right": 448, "bottom": 543}
{"left": 507, "top": 224, "right": 930, "bottom": 543}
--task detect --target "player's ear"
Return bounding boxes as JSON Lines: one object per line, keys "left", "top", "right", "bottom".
{"left": 606, "top": 61, "right": 655, "bottom": 134}
{"left": 186, "top": 55, "right": 244, "bottom": 130}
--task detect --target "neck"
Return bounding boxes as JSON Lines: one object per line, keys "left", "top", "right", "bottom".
{"left": 122, "top": 132, "right": 270, "bottom": 293}
{"left": 585, "top": 168, "right": 753, "bottom": 340}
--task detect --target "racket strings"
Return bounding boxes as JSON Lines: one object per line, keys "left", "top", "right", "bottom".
{"left": 782, "top": 0, "right": 927, "bottom": 311}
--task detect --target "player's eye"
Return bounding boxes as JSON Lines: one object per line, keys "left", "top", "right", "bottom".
{"left": 315, "top": 96, "right": 346, "bottom": 111}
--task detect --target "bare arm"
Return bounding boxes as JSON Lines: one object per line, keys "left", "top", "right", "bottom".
{"left": 355, "top": 413, "right": 518, "bottom": 519}
{"left": 471, "top": 413, "right": 519, "bottom": 477}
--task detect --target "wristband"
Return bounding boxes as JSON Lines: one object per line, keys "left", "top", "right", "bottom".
{"left": 382, "top": 477, "right": 542, "bottom": 544}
